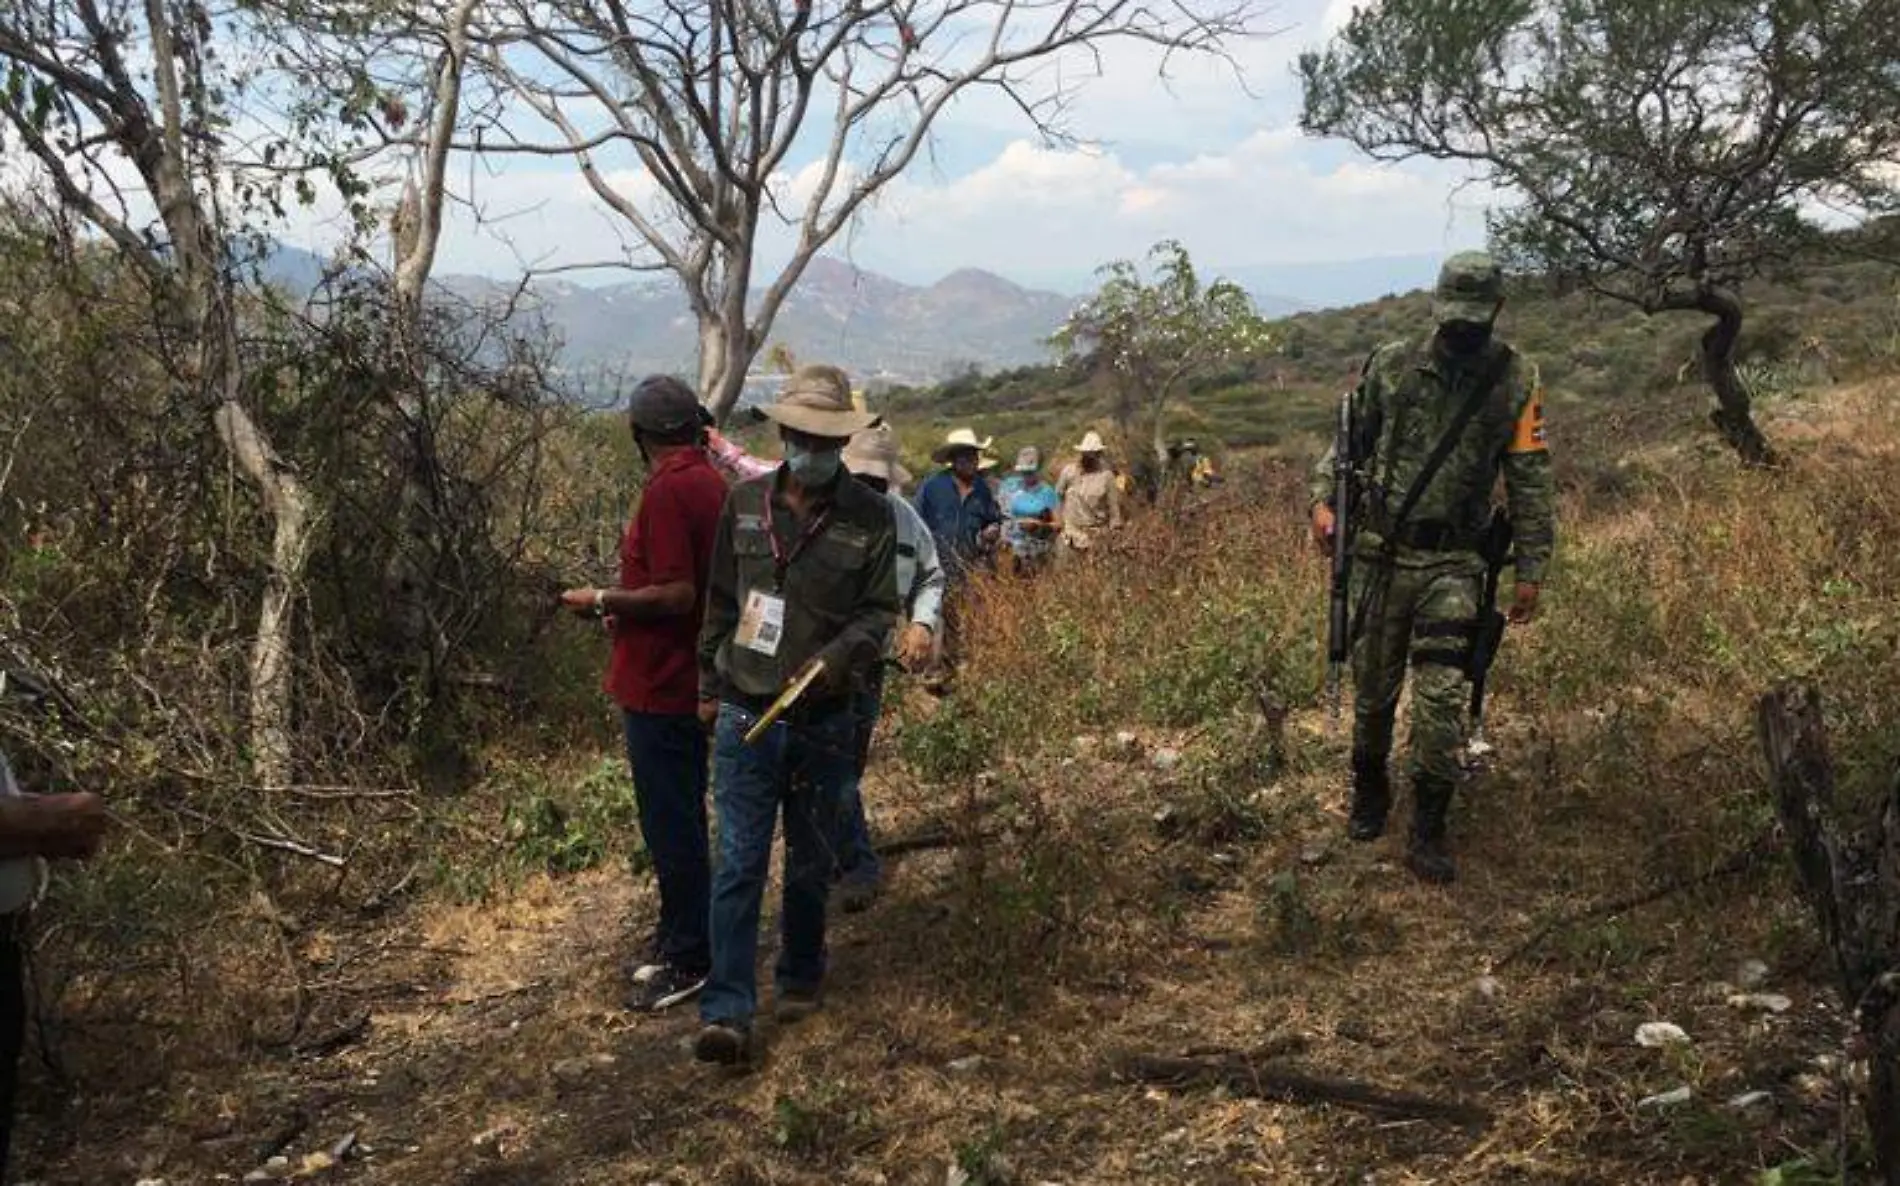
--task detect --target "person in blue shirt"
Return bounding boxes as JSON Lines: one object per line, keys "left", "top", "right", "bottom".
{"left": 913, "top": 428, "right": 1004, "bottom": 675}
{"left": 913, "top": 428, "right": 1004, "bottom": 582}
{"left": 1001, "top": 447, "right": 1061, "bottom": 577}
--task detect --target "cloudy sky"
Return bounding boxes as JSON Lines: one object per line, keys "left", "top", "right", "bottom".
{"left": 279, "top": 0, "right": 1494, "bottom": 296}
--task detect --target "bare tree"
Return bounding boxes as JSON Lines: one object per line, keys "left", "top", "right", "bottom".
{"left": 0, "top": 0, "right": 314, "bottom": 785}
{"left": 413, "top": 0, "right": 1265, "bottom": 421}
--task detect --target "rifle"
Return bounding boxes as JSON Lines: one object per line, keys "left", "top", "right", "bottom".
{"left": 1323, "top": 390, "right": 1356, "bottom": 725}
{"left": 1465, "top": 508, "right": 1514, "bottom": 762}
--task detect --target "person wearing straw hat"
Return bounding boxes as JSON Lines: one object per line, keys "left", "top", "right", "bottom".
{"left": 913, "top": 428, "right": 1004, "bottom": 675}
{"left": 694, "top": 364, "right": 901, "bottom": 1065}
{"left": 1056, "top": 430, "right": 1125, "bottom": 558}
{"left": 1001, "top": 446, "right": 1061, "bottom": 577}
{"left": 914, "top": 428, "right": 1004, "bottom": 582}
{"left": 832, "top": 424, "right": 944, "bottom": 911}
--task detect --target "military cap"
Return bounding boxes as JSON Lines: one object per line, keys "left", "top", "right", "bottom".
{"left": 1433, "top": 251, "right": 1504, "bottom": 326}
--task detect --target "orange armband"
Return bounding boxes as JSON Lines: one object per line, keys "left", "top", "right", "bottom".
{"left": 1508, "top": 386, "right": 1548, "bottom": 454}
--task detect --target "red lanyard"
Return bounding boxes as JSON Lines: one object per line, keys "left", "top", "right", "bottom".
{"left": 762, "top": 494, "right": 832, "bottom": 592}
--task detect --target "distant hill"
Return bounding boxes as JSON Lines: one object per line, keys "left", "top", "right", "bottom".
{"left": 255, "top": 243, "right": 1321, "bottom": 387}
{"left": 432, "top": 258, "right": 1083, "bottom": 387}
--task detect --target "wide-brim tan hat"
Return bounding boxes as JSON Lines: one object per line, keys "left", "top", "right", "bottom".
{"left": 842, "top": 424, "right": 913, "bottom": 486}
{"left": 931, "top": 427, "right": 994, "bottom": 463}
{"left": 1075, "top": 430, "right": 1107, "bottom": 454}
{"left": 757, "top": 364, "right": 879, "bottom": 439}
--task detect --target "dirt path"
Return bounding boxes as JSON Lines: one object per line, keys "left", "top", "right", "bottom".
{"left": 13, "top": 714, "right": 1849, "bottom": 1185}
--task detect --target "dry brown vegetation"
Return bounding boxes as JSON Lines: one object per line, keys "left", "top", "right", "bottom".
{"left": 10, "top": 376, "right": 1898, "bottom": 1184}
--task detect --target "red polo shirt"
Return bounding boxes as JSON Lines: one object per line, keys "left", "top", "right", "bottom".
{"left": 605, "top": 448, "right": 730, "bottom": 714}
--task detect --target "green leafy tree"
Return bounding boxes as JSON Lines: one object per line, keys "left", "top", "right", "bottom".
{"left": 1052, "top": 240, "right": 1272, "bottom": 463}
{"left": 1299, "top": 0, "right": 1900, "bottom": 465}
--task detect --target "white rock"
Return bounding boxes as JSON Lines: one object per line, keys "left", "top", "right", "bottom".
{"left": 1637, "top": 1085, "right": 1693, "bottom": 1110}
{"left": 135, "top": 1179, "right": 167, "bottom": 1186}
{"left": 1727, "top": 992, "right": 1793, "bottom": 1014}
{"left": 1727, "top": 1090, "right": 1772, "bottom": 1110}
{"left": 1150, "top": 748, "right": 1183, "bottom": 772}
{"left": 947, "top": 1055, "right": 985, "bottom": 1074}
{"left": 1737, "top": 959, "right": 1771, "bottom": 989}
{"left": 1474, "top": 975, "right": 1502, "bottom": 1001}
{"left": 1634, "top": 1022, "right": 1691, "bottom": 1047}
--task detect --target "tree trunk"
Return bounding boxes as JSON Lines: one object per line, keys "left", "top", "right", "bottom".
{"left": 699, "top": 314, "right": 754, "bottom": 424}
{"left": 1696, "top": 287, "right": 1780, "bottom": 468}
{"left": 217, "top": 405, "right": 312, "bottom": 787}
{"left": 1757, "top": 681, "right": 1900, "bottom": 1183}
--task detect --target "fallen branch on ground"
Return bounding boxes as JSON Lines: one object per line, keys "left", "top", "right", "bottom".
{"left": 1491, "top": 828, "right": 1777, "bottom": 971}
{"left": 1111, "top": 1052, "right": 1492, "bottom": 1127}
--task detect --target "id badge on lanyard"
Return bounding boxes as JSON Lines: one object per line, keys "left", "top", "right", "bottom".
{"left": 737, "top": 496, "right": 830, "bottom": 658}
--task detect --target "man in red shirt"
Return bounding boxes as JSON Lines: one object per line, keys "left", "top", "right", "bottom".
{"left": 562, "top": 375, "right": 730, "bottom": 1011}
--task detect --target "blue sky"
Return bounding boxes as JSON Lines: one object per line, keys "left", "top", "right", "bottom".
{"left": 279, "top": 0, "right": 1494, "bottom": 296}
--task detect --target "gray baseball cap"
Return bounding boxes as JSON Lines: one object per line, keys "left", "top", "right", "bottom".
{"left": 628, "top": 374, "right": 712, "bottom": 434}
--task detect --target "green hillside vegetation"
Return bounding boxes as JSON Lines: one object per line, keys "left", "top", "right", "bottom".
{"left": 877, "top": 225, "right": 1900, "bottom": 478}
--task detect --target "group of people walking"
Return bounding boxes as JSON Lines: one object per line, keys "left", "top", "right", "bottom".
{"left": 559, "top": 365, "right": 1126, "bottom": 1064}
{"left": 911, "top": 428, "right": 1128, "bottom": 582}
{"left": 554, "top": 249, "right": 1555, "bottom": 1068}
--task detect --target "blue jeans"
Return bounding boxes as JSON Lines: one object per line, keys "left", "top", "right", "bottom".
{"left": 836, "top": 678, "right": 885, "bottom": 888}
{"left": 622, "top": 711, "right": 711, "bottom": 975}
{"left": 701, "top": 701, "right": 857, "bottom": 1027}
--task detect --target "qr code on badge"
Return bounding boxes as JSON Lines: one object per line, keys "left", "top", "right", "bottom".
{"left": 755, "top": 618, "right": 781, "bottom": 650}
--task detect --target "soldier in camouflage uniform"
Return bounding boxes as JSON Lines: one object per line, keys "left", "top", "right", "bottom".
{"left": 1308, "top": 252, "right": 1555, "bottom": 883}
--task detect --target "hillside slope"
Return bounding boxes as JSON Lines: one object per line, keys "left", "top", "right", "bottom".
{"left": 21, "top": 377, "right": 1899, "bottom": 1185}
{"left": 878, "top": 232, "right": 1900, "bottom": 477}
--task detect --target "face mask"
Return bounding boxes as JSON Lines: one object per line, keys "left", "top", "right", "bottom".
{"left": 1439, "top": 322, "right": 1493, "bottom": 356}
{"left": 784, "top": 441, "right": 842, "bottom": 485}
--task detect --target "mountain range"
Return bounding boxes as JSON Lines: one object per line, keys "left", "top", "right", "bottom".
{"left": 260, "top": 245, "right": 1435, "bottom": 387}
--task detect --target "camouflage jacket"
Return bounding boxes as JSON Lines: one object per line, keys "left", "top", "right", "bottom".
{"left": 1309, "top": 333, "right": 1556, "bottom": 582}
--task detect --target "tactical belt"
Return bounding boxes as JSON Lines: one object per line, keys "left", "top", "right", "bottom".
{"left": 1374, "top": 519, "right": 1484, "bottom": 553}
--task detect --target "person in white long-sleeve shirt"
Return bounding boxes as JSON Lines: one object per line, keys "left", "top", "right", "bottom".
{"left": 705, "top": 422, "right": 943, "bottom": 910}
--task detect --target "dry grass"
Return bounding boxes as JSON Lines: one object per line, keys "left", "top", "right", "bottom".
{"left": 15, "top": 381, "right": 1900, "bottom": 1185}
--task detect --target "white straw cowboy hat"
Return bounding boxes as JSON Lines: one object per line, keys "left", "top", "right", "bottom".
{"left": 931, "top": 427, "right": 994, "bottom": 464}
{"left": 1075, "top": 431, "right": 1107, "bottom": 454}
{"left": 756, "top": 364, "right": 879, "bottom": 439}
{"left": 842, "top": 423, "right": 912, "bottom": 487}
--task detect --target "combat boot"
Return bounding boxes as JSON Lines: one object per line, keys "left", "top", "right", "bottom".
{"left": 1405, "top": 776, "right": 1456, "bottom": 884}
{"left": 1346, "top": 749, "right": 1391, "bottom": 842}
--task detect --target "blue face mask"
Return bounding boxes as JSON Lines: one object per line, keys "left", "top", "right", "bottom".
{"left": 784, "top": 441, "right": 842, "bottom": 486}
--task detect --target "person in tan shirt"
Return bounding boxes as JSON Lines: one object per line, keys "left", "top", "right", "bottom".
{"left": 1055, "top": 431, "right": 1124, "bottom": 555}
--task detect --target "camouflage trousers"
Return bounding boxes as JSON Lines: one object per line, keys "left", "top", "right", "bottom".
{"left": 1351, "top": 553, "right": 1484, "bottom": 785}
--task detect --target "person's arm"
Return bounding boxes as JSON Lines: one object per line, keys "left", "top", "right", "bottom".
{"left": 1108, "top": 473, "right": 1125, "bottom": 529}
{"left": 1502, "top": 358, "right": 1555, "bottom": 617}
{"left": 1309, "top": 352, "right": 1388, "bottom": 545}
{"left": 561, "top": 479, "right": 702, "bottom": 620}
{"left": 0, "top": 792, "right": 106, "bottom": 859}
{"left": 705, "top": 429, "right": 777, "bottom": 482}
{"left": 697, "top": 498, "right": 742, "bottom": 705}
{"left": 907, "top": 515, "right": 947, "bottom": 635}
